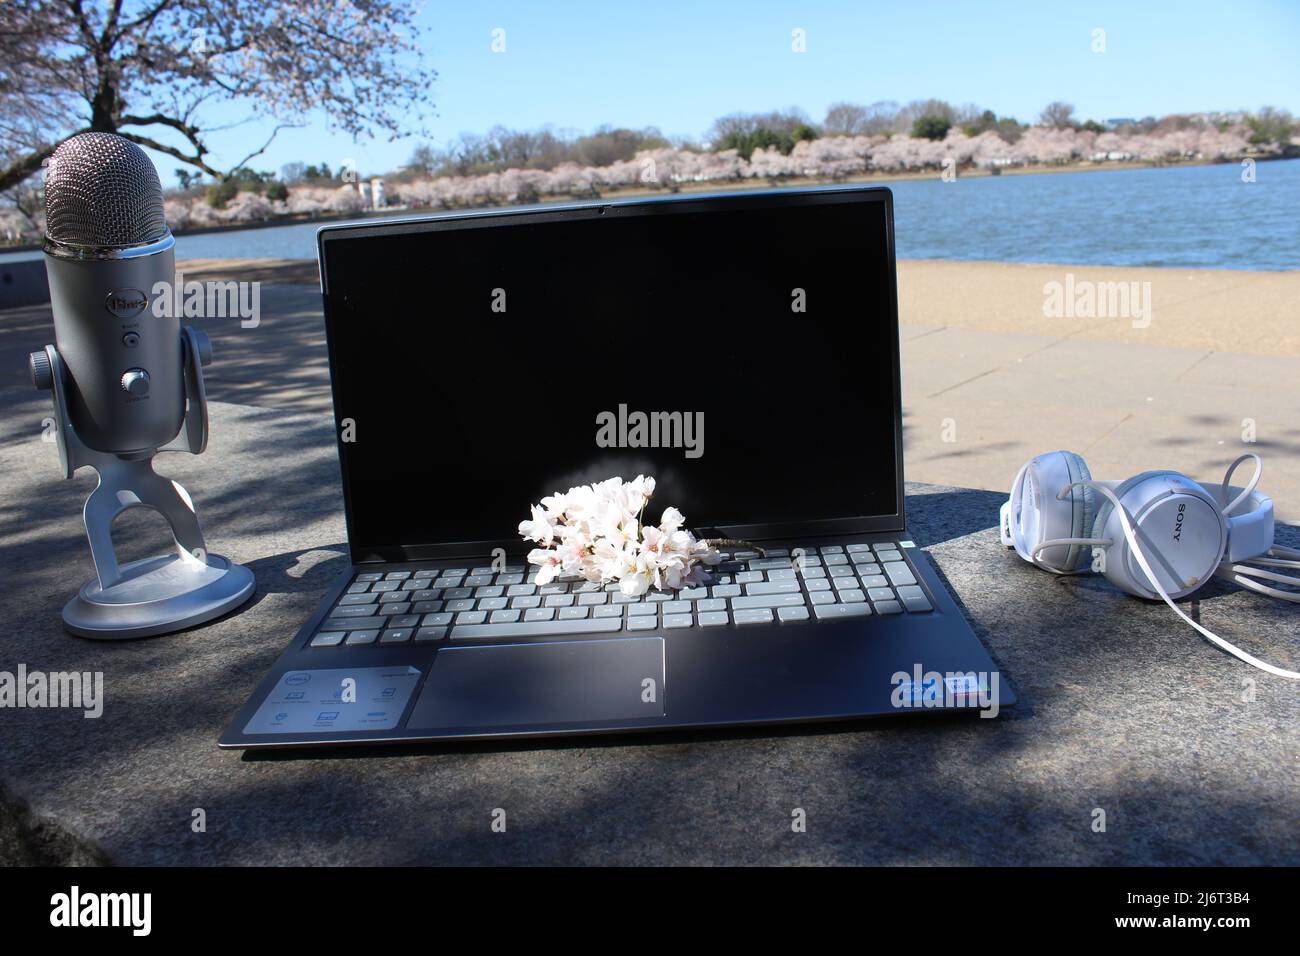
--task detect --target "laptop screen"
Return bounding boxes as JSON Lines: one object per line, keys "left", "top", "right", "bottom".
{"left": 320, "top": 188, "right": 902, "bottom": 560}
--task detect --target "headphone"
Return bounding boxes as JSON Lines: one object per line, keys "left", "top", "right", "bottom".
{"left": 1001, "top": 450, "right": 1300, "bottom": 680}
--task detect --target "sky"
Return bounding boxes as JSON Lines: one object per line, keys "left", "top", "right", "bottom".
{"left": 143, "top": 0, "right": 1300, "bottom": 186}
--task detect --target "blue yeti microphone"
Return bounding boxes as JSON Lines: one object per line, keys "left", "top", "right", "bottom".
{"left": 28, "top": 132, "right": 254, "bottom": 639}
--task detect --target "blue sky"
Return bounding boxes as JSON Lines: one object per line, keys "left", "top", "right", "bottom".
{"left": 150, "top": 0, "right": 1300, "bottom": 185}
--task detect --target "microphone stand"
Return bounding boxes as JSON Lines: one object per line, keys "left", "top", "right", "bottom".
{"left": 30, "top": 327, "right": 255, "bottom": 639}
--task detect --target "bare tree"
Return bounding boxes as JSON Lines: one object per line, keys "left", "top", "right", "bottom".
{"left": 822, "top": 102, "right": 869, "bottom": 136}
{"left": 0, "top": 0, "right": 434, "bottom": 192}
{"left": 1039, "top": 101, "right": 1077, "bottom": 129}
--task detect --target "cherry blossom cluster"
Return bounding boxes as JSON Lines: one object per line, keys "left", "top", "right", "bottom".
{"left": 518, "top": 475, "right": 719, "bottom": 595}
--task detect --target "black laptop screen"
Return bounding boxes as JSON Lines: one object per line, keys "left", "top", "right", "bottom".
{"left": 321, "top": 189, "right": 902, "bottom": 557}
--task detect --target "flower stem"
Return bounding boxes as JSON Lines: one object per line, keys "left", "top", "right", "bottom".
{"left": 702, "top": 538, "right": 768, "bottom": 557}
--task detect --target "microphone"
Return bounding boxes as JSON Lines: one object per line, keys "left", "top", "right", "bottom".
{"left": 28, "top": 132, "right": 254, "bottom": 639}
{"left": 38, "top": 132, "right": 182, "bottom": 453}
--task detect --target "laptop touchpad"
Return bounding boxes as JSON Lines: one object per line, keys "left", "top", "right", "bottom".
{"left": 407, "top": 637, "right": 666, "bottom": 730}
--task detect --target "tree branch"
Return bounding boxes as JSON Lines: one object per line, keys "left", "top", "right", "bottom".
{"left": 115, "top": 131, "right": 221, "bottom": 179}
{"left": 0, "top": 130, "right": 90, "bottom": 193}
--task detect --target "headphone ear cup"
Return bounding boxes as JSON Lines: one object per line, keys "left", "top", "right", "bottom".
{"left": 1059, "top": 451, "right": 1095, "bottom": 570}
{"left": 1092, "top": 470, "right": 1223, "bottom": 598}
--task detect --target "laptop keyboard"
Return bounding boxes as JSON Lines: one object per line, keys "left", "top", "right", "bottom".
{"left": 308, "top": 542, "right": 932, "bottom": 649}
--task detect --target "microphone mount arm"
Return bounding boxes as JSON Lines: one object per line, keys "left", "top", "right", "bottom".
{"left": 30, "top": 327, "right": 214, "bottom": 591}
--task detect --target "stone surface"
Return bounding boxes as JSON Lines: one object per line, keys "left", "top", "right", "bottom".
{"left": 0, "top": 387, "right": 1296, "bottom": 865}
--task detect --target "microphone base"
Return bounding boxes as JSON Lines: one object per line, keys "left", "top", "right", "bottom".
{"left": 63, "top": 552, "right": 255, "bottom": 640}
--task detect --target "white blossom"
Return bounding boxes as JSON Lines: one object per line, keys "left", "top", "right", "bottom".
{"left": 519, "top": 475, "right": 716, "bottom": 593}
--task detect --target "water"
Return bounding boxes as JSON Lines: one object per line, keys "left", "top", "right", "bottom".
{"left": 4, "top": 159, "right": 1297, "bottom": 269}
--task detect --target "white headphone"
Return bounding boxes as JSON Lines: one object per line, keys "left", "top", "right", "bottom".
{"left": 1001, "top": 450, "right": 1300, "bottom": 680}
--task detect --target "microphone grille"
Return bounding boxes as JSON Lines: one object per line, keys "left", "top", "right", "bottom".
{"left": 45, "top": 132, "right": 168, "bottom": 248}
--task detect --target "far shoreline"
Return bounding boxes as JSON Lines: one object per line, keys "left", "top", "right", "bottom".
{"left": 1, "top": 153, "right": 1290, "bottom": 256}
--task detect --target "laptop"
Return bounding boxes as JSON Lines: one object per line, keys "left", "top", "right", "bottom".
{"left": 219, "top": 185, "right": 1014, "bottom": 749}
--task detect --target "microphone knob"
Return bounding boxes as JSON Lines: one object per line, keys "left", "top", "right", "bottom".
{"left": 120, "top": 368, "right": 151, "bottom": 398}
{"left": 29, "top": 350, "right": 52, "bottom": 391}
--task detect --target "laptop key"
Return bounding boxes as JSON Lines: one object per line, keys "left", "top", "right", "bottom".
{"left": 477, "top": 597, "right": 508, "bottom": 611}
{"left": 592, "top": 605, "right": 623, "bottom": 618}
{"left": 309, "top": 631, "right": 346, "bottom": 647}
{"left": 809, "top": 592, "right": 836, "bottom": 606}
{"left": 867, "top": 587, "right": 895, "bottom": 602}
{"left": 345, "top": 629, "right": 380, "bottom": 645}
{"left": 578, "top": 592, "right": 608, "bottom": 605}
{"left": 381, "top": 628, "right": 413, "bottom": 643}
{"left": 339, "top": 593, "right": 378, "bottom": 605}
{"left": 731, "top": 594, "right": 806, "bottom": 610}
{"left": 698, "top": 612, "right": 729, "bottom": 627}
{"left": 511, "top": 595, "right": 541, "bottom": 609}
{"left": 388, "top": 614, "right": 420, "bottom": 628}
{"left": 415, "top": 627, "right": 447, "bottom": 642}
{"left": 883, "top": 562, "right": 917, "bottom": 587}
{"left": 329, "top": 605, "right": 378, "bottom": 618}
{"left": 490, "top": 609, "right": 521, "bottom": 623}
{"left": 422, "top": 612, "right": 454, "bottom": 627}
{"left": 662, "top": 614, "right": 693, "bottom": 629}
{"left": 839, "top": 589, "right": 867, "bottom": 603}
{"left": 733, "top": 608, "right": 773, "bottom": 625}
{"left": 451, "top": 618, "right": 624, "bottom": 640}
{"left": 778, "top": 606, "right": 810, "bottom": 623}
{"left": 323, "top": 615, "right": 385, "bottom": 630}
{"left": 873, "top": 600, "right": 903, "bottom": 614}
{"left": 626, "top": 603, "right": 656, "bottom": 617}
{"left": 745, "top": 580, "right": 799, "bottom": 595}
{"left": 661, "top": 601, "right": 692, "bottom": 615}
{"left": 711, "top": 585, "right": 741, "bottom": 598}
{"left": 356, "top": 572, "right": 383, "bottom": 582}
{"left": 456, "top": 611, "right": 487, "bottom": 625}
{"left": 696, "top": 598, "right": 726, "bottom": 612}
{"left": 813, "top": 603, "right": 871, "bottom": 620}
{"left": 896, "top": 585, "right": 932, "bottom": 612}
{"left": 627, "top": 617, "right": 658, "bottom": 631}
{"left": 559, "top": 606, "right": 590, "bottom": 620}
{"left": 524, "top": 608, "right": 555, "bottom": 622}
